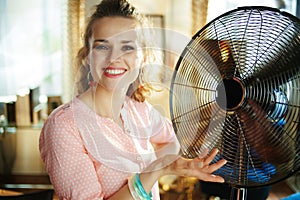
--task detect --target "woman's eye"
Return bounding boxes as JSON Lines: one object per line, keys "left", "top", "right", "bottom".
{"left": 122, "top": 45, "right": 135, "bottom": 51}
{"left": 94, "top": 45, "right": 109, "bottom": 50}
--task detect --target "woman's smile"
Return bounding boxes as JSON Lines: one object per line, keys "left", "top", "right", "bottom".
{"left": 103, "top": 66, "right": 127, "bottom": 78}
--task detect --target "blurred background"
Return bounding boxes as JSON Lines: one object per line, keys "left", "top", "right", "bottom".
{"left": 0, "top": 0, "right": 299, "bottom": 199}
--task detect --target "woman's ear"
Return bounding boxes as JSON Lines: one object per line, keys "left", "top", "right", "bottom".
{"left": 143, "top": 54, "right": 147, "bottom": 63}
{"left": 87, "top": 38, "right": 94, "bottom": 66}
{"left": 139, "top": 53, "right": 147, "bottom": 69}
{"left": 138, "top": 48, "right": 147, "bottom": 67}
{"left": 86, "top": 54, "right": 91, "bottom": 65}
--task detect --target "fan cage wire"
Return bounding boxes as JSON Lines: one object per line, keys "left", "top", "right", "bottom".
{"left": 170, "top": 6, "right": 300, "bottom": 187}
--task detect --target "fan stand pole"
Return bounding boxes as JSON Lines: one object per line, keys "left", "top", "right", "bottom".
{"left": 232, "top": 120, "right": 248, "bottom": 200}
{"left": 236, "top": 188, "right": 247, "bottom": 200}
{"left": 230, "top": 187, "right": 247, "bottom": 200}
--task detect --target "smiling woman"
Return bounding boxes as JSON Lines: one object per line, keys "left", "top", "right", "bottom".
{"left": 39, "top": 0, "right": 227, "bottom": 200}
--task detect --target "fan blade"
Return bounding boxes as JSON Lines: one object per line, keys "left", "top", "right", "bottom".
{"left": 238, "top": 99, "right": 295, "bottom": 164}
{"left": 195, "top": 39, "right": 239, "bottom": 79}
{"left": 240, "top": 20, "right": 300, "bottom": 82}
{"left": 173, "top": 100, "right": 226, "bottom": 158}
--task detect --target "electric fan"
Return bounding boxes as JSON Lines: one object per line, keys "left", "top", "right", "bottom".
{"left": 170, "top": 6, "right": 300, "bottom": 199}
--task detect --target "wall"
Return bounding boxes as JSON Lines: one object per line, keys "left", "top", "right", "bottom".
{"left": 85, "top": 0, "right": 193, "bottom": 37}
{"left": 12, "top": 127, "right": 46, "bottom": 175}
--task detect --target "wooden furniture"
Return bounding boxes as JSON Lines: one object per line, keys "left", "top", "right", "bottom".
{"left": 0, "top": 189, "right": 53, "bottom": 199}
{"left": 0, "top": 189, "right": 22, "bottom": 196}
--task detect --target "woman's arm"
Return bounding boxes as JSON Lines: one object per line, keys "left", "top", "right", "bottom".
{"left": 40, "top": 110, "right": 105, "bottom": 199}
{"left": 109, "top": 148, "right": 226, "bottom": 200}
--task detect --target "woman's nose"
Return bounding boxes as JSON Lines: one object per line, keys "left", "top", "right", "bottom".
{"left": 109, "top": 48, "right": 121, "bottom": 63}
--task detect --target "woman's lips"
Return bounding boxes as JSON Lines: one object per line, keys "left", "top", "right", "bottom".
{"left": 103, "top": 67, "right": 127, "bottom": 78}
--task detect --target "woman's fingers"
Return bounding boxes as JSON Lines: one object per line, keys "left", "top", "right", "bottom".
{"left": 192, "top": 156, "right": 226, "bottom": 173}
{"left": 181, "top": 148, "right": 227, "bottom": 182}
{"left": 200, "top": 173, "right": 225, "bottom": 183}
{"left": 178, "top": 161, "right": 226, "bottom": 183}
{"left": 190, "top": 159, "right": 226, "bottom": 183}
{"left": 203, "top": 148, "right": 219, "bottom": 165}
{"left": 198, "top": 148, "right": 209, "bottom": 159}
{"left": 164, "top": 148, "right": 227, "bottom": 183}
{"left": 205, "top": 158, "right": 227, "bottom": 173}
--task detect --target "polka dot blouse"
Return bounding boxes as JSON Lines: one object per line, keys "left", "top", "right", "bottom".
{"left": 39, "top": 97, "right": 178, "bottom": 200}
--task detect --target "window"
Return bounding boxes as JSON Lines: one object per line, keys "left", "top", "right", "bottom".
{"left": 0, "top": 0, "right": 65, "bottom": 100}
{"left": 207, "top": 0, "right": 297, "bottom": 22}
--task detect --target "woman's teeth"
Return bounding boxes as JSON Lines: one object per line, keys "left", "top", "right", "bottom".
{"left": 105, "top": 69, "right": 126, "bottom": 75}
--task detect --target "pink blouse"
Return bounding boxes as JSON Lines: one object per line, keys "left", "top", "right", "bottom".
{"left": 39, "top": 97, "right": 179, "bottom": 200}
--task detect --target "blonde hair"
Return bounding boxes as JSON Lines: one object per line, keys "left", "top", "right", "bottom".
{"left": 75, "top": 0, "right": 156, "bottom": 102}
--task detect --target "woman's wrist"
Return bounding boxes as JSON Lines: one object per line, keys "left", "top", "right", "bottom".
{"left": 138, "top": 169, "right": 163, "bottom": 194}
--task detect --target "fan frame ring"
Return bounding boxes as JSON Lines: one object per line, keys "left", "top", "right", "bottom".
{"left": 170, "top": 5, "right": 300, "bottom": 188}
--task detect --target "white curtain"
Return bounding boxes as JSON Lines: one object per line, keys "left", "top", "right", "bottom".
{"left": 191, "top": 0, "right": 209, "bottom": 35}
{"left": 62, "top": 0, "right": 85, "bottom": 103}
{"left": 0, "top": 0, "right": 64, "bottom": 98}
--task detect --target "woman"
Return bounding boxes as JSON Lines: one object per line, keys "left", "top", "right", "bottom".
{"left": 39, "top": 0, "right": 227, "bottom": 199}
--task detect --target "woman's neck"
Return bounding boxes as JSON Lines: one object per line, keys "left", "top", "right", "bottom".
{"left": 79, "top": 87, "right": 127, "bottom": 122}
{"left": 95, "top": 88, "right": 125, "bottom": 119}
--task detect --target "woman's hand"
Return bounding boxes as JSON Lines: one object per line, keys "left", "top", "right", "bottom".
{"left": 145, "top": 148, "right": 227, "bottom": 183}
{"left": 165, "top": 148, "right": 227, "bottom": 183}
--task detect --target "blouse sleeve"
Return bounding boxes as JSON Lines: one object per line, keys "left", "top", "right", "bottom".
{"left": 145, "top": 101, "right": 180, "bottom": 147}
{"left": 144, "top": 101, "right": 181, "bottom": 161}
{"left": 39, "top": 106, "right": 105, "bottom": 200}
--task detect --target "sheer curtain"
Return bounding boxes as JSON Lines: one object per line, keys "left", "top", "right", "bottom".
{"left": 206, "top": 0, "right": 297, "bottom": 22}
{"left": 62, "top": 0, "right": 85, "bottom": 103}
{"left": 191, "top": 0, "right": 209, "bottom": 35}
{"left": 0, "top": 0, "right": 10, "bottom": 97}
{"left": 191, "top": 0, "right": 297, "bottom": 36}
{"left": 0, "top": 0, "right": 64, "bottom": 99}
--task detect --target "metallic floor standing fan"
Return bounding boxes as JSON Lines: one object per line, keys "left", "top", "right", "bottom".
{"left": 170, "top": 6, "right": 300, "bottom": 200}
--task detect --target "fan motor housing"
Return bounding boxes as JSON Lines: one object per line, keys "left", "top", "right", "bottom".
{"left": 216, "top": 78, "right": 245, "bottom": 111}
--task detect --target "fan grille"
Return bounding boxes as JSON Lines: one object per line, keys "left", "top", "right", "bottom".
{"left": 170, "top": 6, "right": 300, "bottom": 187}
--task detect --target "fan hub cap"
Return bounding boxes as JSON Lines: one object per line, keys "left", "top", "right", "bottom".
{"left": 216, "top": 78, "right": 245, "bottom": 111}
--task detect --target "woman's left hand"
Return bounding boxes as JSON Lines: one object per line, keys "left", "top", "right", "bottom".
{"left": 145, "top": 148, "right": 227, "bottom": 183}
{"left": 168, "top": 148, "right": 227, "bottom": 183}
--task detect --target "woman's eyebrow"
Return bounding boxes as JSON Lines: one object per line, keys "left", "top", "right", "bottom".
{"left": 93, "top": 39, "right": 135, "bottom": 43}
{"left": 121, "top": 40, "right": 135, "bottom": 43}
{"left": 94, "top": 39, "right": 108, "bottom": 43}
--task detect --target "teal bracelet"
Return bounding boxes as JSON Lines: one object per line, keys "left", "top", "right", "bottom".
{"left": 133, "top": 173, "right": 152, "bottom": 200}
{"left": 128, "top": 176, "right": 140, "bottom": 200}
{"left": 132, "top": 176, "right": 146, "bottom": 199}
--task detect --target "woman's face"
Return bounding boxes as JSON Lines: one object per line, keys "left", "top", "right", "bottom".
{"left": 88, "top": 17, "right": 144, "bottom": 93}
